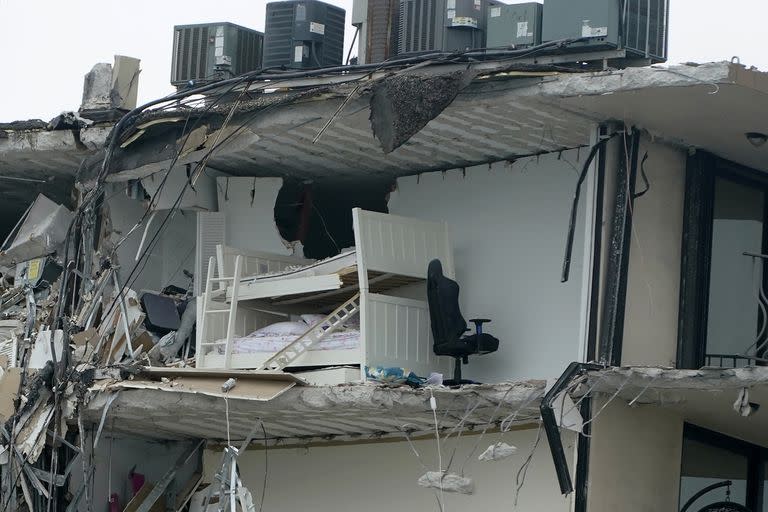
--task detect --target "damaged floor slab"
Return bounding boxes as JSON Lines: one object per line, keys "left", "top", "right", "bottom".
{"left": 585, "top": 366, "right": 768, "bottom": 447}
{"left": 82, "top": 379, "right": 545, "bottom": 442}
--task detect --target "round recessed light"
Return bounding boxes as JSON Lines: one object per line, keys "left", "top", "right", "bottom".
{"left": 746, "top": 132, "right": 768, "bottom": 148}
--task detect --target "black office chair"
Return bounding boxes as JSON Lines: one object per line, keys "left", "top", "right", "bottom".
{"left": 427, "top": 259, "right": 499, "bottom": 385}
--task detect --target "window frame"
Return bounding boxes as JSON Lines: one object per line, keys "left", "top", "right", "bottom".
{"left": 680, "top": 423, "right": 767, "bottom": 511}
{"left": 678, "top": 153, "right": 768, "bottom": 369}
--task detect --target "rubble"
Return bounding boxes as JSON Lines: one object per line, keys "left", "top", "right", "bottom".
{"left": 0, "top": 191, "right": 206, "bottom": 509}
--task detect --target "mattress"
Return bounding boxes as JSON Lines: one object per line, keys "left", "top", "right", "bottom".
{"left": 215, "top": 329, "right": 360, "bottom": 355}
{"left": 240, "top": 248, "right": 357, "bottom": 284}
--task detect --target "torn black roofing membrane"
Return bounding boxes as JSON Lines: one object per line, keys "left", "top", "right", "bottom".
{"left": 370, "top": 69, "right": 478, "bottom": 153}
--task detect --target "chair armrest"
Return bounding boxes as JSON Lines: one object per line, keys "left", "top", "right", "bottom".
{"left": 469, "top": 318, "right": 491, "bottom": 334}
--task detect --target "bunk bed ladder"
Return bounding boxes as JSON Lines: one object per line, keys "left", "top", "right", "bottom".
{"left": 260, "top": 292, "right": 361, "bottom": 371}
{"left": 198, "top": 255, "right": 243, "bottom": 368}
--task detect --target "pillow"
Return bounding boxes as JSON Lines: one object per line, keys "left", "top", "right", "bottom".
{"left": 252, "top": 321, "right": 308, "bottom": 337}
{"left": 300, "top": 314, "right": 327, "bottom": 327}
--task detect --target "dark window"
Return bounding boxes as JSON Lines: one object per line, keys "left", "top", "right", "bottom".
{"left": 706, "top": 177, "right": 766, "bottom": 366}
{"left": 680, "top": 424, "right": 766, "bottom": 511}
{"left": 679, "top": 154, "right": 768, "bottom": 368}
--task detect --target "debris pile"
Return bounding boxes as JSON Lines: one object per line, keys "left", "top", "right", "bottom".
{"left": 0, "top": 192, "right": 199, "bottom": 510}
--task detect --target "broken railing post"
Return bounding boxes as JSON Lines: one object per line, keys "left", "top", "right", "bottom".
{"left": 540, "top": 361, "right": 603, "bottom": 495}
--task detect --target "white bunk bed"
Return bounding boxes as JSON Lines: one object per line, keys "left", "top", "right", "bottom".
{"left": 197, "top": 208, "right": 454, "bottom": 380}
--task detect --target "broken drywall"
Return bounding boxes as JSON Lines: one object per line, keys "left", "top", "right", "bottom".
{"left": 216, "top": 177, "right": 289, "bottom": 255}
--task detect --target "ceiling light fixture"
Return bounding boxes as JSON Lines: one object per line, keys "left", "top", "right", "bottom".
{"left": 746, "top": 132, "right": 768, "bottom": 148}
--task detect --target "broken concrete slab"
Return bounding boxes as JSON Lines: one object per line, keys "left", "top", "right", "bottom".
{"left": 82, "top": 380, "right": 545, "bottom": 441}
{"left": 81, "top": 63, "right": 113, "bottom": 112}
{"left": 0, "top": 194, "right": 73, "bottom": 266}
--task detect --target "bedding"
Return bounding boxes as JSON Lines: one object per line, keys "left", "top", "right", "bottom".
{"left": 213, "top": 313, "right": 361, "bottom": 355}
{"left": 216, "top": 329, "right": 360, "bottom": 355}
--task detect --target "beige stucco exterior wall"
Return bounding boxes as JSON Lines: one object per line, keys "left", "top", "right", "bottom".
{"left": 204, "top": 427, "right": 575, "bottom": 511}
{"left": 587, "top": 399, "right": 684, "bottom": 512}
{"left": 621, "top": 137, "right": 687, "bottom": 367}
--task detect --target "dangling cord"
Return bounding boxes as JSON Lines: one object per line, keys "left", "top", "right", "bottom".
{"left": 430, "top": 389, "right": 445, "bottom": 512}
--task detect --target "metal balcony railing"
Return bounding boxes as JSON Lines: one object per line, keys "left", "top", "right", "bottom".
{"left": 704, "top": 251, "right": 768, "bottom": 368}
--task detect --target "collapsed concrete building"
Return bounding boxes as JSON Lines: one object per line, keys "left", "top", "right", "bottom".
{"left": 1, "top": 52, "right": 768, "bottom": 511}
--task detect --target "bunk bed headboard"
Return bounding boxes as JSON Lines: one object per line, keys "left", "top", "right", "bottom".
{"left": 352, "top": 208, "right": 454, "bottom": 285}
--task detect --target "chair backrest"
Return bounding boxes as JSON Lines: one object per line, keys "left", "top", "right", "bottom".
{"left": 427, "top": 259, "right": 467, "bottom": 346}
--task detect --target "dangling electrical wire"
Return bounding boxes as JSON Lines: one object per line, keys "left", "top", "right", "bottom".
{"left": 561, "top": 131, "right": 622, "bottom": 282}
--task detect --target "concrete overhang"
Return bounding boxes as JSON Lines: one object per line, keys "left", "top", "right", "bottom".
{"left": 105, "top": 70, "right": 595, "bottom": 184}
{"left": 588, "top": 366, "right": 768, "bottom": 448}
{"left": 103, "top": 60, "right": 768, "bottom": 186}
{"left": 552, "top": 61, "right": 768, "bottom": 172}
{"left": 0, "top": 125, "right": 109, "bottom": 224}
{"left": 81, "top": 379, "right": 545, "bottom": 442}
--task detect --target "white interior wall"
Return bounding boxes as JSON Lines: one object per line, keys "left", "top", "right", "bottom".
{"left": 216, "top": 177, "right": 291, "bottom": 255}
{"left": 388, "top": 150, "right": 589, "bottom": 381}
{"left": 587, "top": 399, "right": 683, "bottom": 512}
{"left": 621, "top": 138, "right": 687, "bottom": 367}
{"left": 140, "top": 166, "right": 220, "bottom": 211}
{"left": 67, "top": 435, "right": 199, "bottom": 509}
{"left": 106, "top": 184, "right": 196, "bottom": 292}
{"left": 204, "top": 428, "right": 575, "bottom": 512}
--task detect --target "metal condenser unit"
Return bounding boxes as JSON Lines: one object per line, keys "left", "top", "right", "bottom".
{"left": 171, "top": 22, "right": 264, "bottom": 88}
{"left": 263, "top": 0, "right": 346, "bottom": 69}
{"left": 398, "top": 0, "right": 489, "bottom": 55}
{"left": 542, "top": 0, "right": 669, "bottom": 62}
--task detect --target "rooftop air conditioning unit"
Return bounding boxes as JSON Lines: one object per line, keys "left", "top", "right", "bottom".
{"left": 171, "top": 23, "right": 264, "bottom": 88}
{"left": 397, "top": 0, "right": 489, "bottom": 55}
{"left": 487, "top": 2, "right": 542, "bottom": 49}
{"left": 263, "top": 0, "right": 346, "bottom": 69}
{"left": 352, "top": 0, "right": 400, "bottom": 64}
{"left": 541, "top": 0, "right": 669, "bottom": 62}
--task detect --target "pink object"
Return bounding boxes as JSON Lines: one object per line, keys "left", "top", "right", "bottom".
{"left": 108, "top": 493, "right": 120, "bottom": 512}
{"left": 129, "top": 471, "right": 145, "bottom": 496}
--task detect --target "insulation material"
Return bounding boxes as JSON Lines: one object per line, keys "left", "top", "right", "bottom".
{"left": 369, "top": 70, "right": 477, "bottom": 153}
{"left": 417, "top": 471, "right": 475, "bottom": 494}
{"left": 478, "top": 442, "right": 518, "bottom": 462}
{"left": 0, "top": 194, "right": 73, "bottom": 265}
